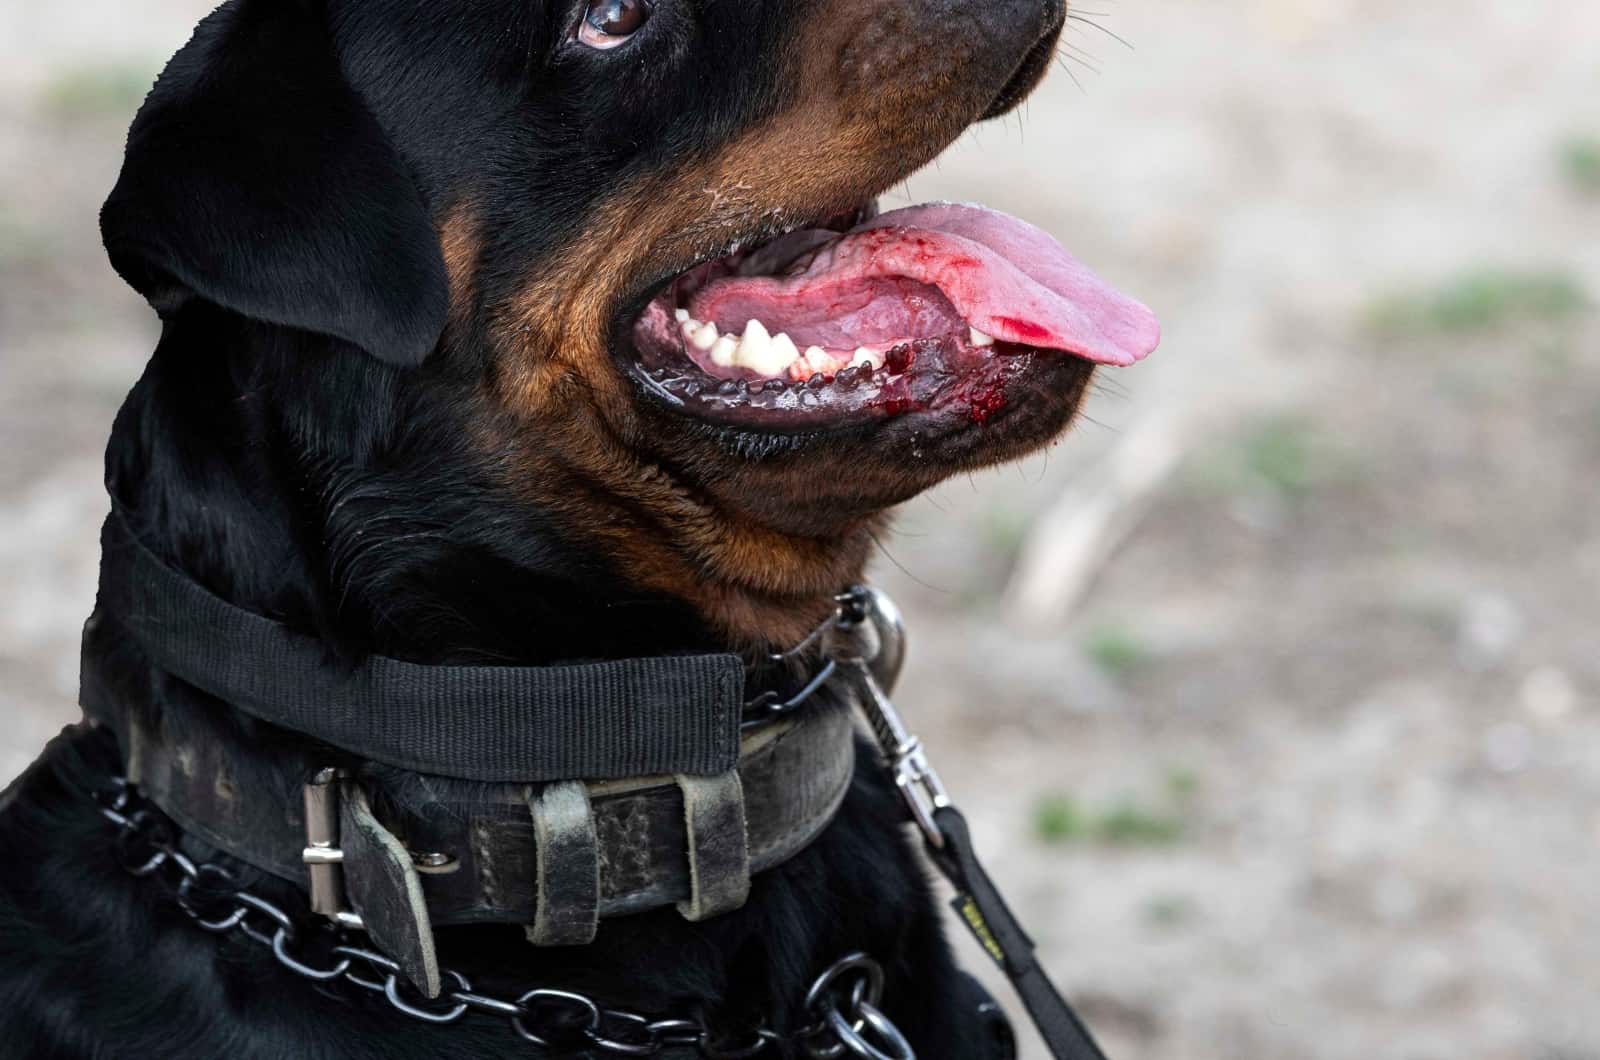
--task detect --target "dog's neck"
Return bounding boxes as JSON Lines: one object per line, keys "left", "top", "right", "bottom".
{"left": 107, "top": 310, "right": 862, "bottom": 670}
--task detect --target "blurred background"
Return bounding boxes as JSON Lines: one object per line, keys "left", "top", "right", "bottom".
{"left": 2, "top": 2, "right": 1597, "bottom": 1057}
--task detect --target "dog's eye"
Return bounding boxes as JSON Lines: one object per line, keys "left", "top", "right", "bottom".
{"left": 578, "top": 0, "right": 652, "bottom": 49}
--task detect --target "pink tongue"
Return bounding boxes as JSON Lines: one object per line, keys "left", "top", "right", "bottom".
{"left": 852, "top": 203, "right": 1160, "bottom": 365}
{"left": 692, "top": 203, "right": 1160, "bottom": 367}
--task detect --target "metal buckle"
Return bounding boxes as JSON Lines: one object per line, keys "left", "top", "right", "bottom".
{"left": 302, "top": 767, "right": 365, "bottom": 930}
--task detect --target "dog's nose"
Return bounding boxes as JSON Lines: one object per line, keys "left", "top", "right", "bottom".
{"left": 971, "top": 0, "right": 1064, "bottom": 40}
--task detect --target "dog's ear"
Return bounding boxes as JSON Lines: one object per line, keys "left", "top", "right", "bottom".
{"left": 100, "top": 0, "right": 448, "bottom": 366}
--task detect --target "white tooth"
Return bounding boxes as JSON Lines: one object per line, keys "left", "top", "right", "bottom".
{"left": 734, "top": 319, "right": 773, "bottom": 372}
{"left": 769, "top": 332, "right": 801, "bottom": 373}
{"left": 710, "top": 334, "right": 739, "bottom": 367}
{"left": 799, "top": 346, "right": 828, "bottom": 377}
{"left": 674, "top": 308, "right": 690, "bottom": 323}
{"left": 852, "top": 347, "right": 884, "bottom": 370}
{"left": 689, "top": 321, "right": 720, "bottom": 350}
{"left": 969, "top": 326, "right": 995, "bottom": 347}
{"left": 681, "top": 316, "right": 701, "bottom": 337}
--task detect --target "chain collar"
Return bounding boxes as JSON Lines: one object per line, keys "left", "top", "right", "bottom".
{"left": 92, "top": 776, "right": 913, "bottom": 1059}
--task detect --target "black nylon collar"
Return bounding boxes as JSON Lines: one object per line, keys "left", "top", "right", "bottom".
{"left": 91, "top": 511, "right": 746, "bottom": 782}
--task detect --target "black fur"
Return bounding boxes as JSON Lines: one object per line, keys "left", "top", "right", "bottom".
{"left": 0, "top": 0, "right": 1056, "bottom": 1054}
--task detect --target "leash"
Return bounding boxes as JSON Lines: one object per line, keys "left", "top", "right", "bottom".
{"left": 823, "top": 588, "right": 1110, "bottom": 1060}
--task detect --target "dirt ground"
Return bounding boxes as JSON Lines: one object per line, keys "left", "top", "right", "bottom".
{"left": 2, "top": 2, "right": 1597, "bottom": 1058}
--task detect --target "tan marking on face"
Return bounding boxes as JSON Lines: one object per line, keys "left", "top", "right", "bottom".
{"left": 438, "top": 204, "right": 480, "bottom": 322}
{"left": 475, "top": 390, "right": 873, "bottom": 645}
{"left": 469, "top": 8, "right": 1013, "bottom": 642}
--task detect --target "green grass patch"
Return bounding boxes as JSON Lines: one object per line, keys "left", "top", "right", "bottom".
{"left": 40, "top": 63, "right": 155, "bottom": 120}
{"left": 1032, "top": 794, "right": 1087, "bottom": 843}
{"left": 1095, "top": 800, "right": 1185, "bottom": 845}
{"left": 1083, "top": 624, "right": 1149, "bottom": 677}
{"left": 1560, "top": 136, "right": 1600, "bottom": 194}
{"left": 1241, "top": 417, "right": 1320, "bottom": 499}
{"left": 1164, "top": 765, "right": 1201, "bottom": 801}
{"left": 1142, "top": 894, "right": 1197, "bottom": 928}
{"left": 1365, "top": 268, "right": 1588, "bottom": 338}
{"left": 1033, "top": 792, "right": 1187, "bottom": 848}
{"left": 1187, "top": 414, "right": 1338, "bottom": 503}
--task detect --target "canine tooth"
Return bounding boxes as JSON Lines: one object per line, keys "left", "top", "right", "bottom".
{"left": 689, "top": 321, "right": 720, "bottom": 350}
{"left": 710, "top": 334, "right": 739, "bottom": 367}
{"left": 674, "top": 308, "right": 690, "bottom": 323}
{"left": 969, "top": 326, "right": 995, "bottom": 347}
{"left": 734, "top": 319, "right": 773, "bottom": 372}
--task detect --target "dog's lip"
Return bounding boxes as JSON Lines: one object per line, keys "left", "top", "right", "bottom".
{"left": 620, "top": 202, "right": 882, "bottom": 316}
{"left": 610, "top": 199, "right": 1156, "bottom": 434}
{"left": 681, "top": 203, "right": 1160, "bottom": 369}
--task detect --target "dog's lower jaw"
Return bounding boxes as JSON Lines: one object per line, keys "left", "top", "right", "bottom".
{"left": 492, "top": 441, "right": 882, "bottom": 648}
{"left": 681, "top": 523, "right": 882, "bottom": 649}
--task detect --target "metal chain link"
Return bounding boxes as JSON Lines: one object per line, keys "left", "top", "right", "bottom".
{"left": 92, "top": 777, "right": 912, "bottom": 1058}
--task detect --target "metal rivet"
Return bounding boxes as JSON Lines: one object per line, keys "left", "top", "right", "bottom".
{"left": 411, "top": 851, "right": 459, "bottom": 874}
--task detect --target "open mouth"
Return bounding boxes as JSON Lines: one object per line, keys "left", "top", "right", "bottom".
{"left": 627, "top": 201, "right": 1160, "bottom": 430}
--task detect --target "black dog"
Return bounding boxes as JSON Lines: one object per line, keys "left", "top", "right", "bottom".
{"left": 0, "top": 0, "right": 1158, "bottom": 1056}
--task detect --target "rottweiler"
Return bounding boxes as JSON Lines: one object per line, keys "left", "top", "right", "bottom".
{"left": 0, "top": 0, "right": 1158, "bottom": 1056}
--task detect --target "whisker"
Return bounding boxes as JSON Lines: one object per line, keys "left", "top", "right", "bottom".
{"left": 1067, "top": 11, "right": 1135, "bottom": 51}
{"left": 868, "top": 530, "right": 949, "bottom": 594}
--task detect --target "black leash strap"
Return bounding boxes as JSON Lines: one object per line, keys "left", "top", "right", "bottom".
{"left": 931, "top": 807, "right": 1109, "bottom": 1060}
{"left": 90, "top": 512, "right": 745, "bottom": 782}
{"left": 828, "top": 587, "right": 1111, "bottom": 1060}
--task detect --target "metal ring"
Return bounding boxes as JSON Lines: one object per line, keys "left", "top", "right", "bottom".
{"left": 511, "top": 988, "right": 602, "bottom": 1046}
{"left": 801, "top": 1024, "right": 847, "bottom": 1060}
{"left": 332, "top": 944, "right": 401, "bottom": 992}
{"left": 332, "top": 944, "right": 401, "bottom": 975}
{"left": 234, "top": 891, "right": 296, "bottom": 947}
{"left": 175, "top": 865, "right": 247, "bottom": 931}
{"left": 271, "top": 926, "right": 352, "bottom": 982}
{"left": 97, "top": 778, "right": 131, "bottom": 813}
{"left": 703, "top": 1027, "right": 782, "bottom": 1059}
{"left": 164, "top": 847, "right": 199, "bottom": 881}
{"left": 801, "top": 977, "right": 875, "bottom": 1060}
{"left": 382, "top": 970, "right": 470, "bottom": 1024}
{"left": 804, "top": 953, "right": 885, "bottom": 1014}
{"left": 823, "top": 1001, "right": 915, "bottom": 1060}
{"left": 647, "top": 1018, "right": 706, "bottom": 1048}
{"left": 235, "top": 892, "right": 295, "bottom": 933}
{"left": 450, "top": 989, "right": 524, "bottom": 1019}
{"left": 587, "top": 1008, "right": 659, "bottom": 1055}
{"left": 116, "top": 810, "right": 173, "bottom": 877}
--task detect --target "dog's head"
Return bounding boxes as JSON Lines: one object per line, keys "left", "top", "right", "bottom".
{"left": 103, "top": 0, "right": 1157, "bottom": 644}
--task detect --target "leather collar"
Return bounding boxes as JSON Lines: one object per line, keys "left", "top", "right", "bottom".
{"left": 81, "top": 510, "right": 858, "bottom": 996}
{"left": 112, "top": 699, "right": 855, "bottom": 923}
